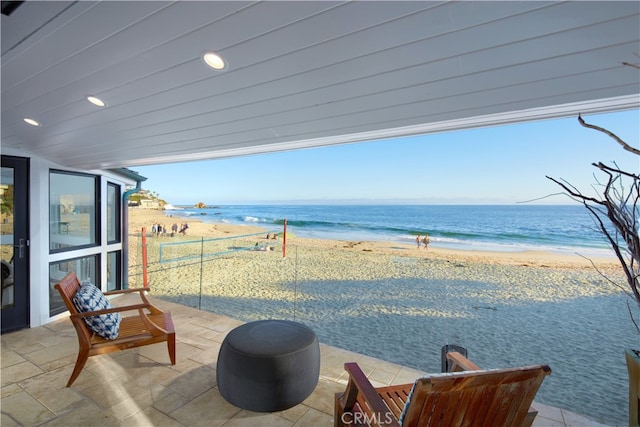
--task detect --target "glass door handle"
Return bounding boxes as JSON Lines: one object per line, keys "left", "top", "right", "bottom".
{"left": 14, "top": 238, "right": 27, "bottom": 259}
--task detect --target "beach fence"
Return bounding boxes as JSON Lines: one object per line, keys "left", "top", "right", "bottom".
{"left": 128, "top": 227, "right": 286, "bottom": 306}
{"left": 157, "top": 231, "right": 280, "bottom": 263}
{"left": 128, "top": 228, "right": 367, "bottom": 325}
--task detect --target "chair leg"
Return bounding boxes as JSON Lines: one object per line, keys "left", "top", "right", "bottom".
{"left": 67, "top": 349, "right": 90, "bottom": 387}
{"left": 335, "top": 379, "right": 359, "bottom": 427}
{"left": 335, "top": 392, "right": 348, "bottom": 427}
{"left": 168, "top": 333, "right": 176, "bottom": 365}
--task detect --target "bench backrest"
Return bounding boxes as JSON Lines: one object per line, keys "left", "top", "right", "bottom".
{"left": 54, "top": 271, "right": 101, "bottom": 346}
{"left": 54, "top": 272, "right": 82, "bottom": 314}
{"left": 401, "top": 364, "right": 551, "bottom": 426}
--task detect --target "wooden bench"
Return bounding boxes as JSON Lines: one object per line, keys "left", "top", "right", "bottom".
{"left": 55, "top": 272, "right": 176, "bottom": 386}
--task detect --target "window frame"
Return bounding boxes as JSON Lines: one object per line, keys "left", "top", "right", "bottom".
{"left": 106, "top": 250, "right": 122, "bottom": 291}
{"left": 107, "top": 182, "right": 121, "bottom": 244}
{"left": 49, "top": 169, "right": 101, "bottom": 254}
{"left": 49, "top": 254, "right": 99, "bottom": 316}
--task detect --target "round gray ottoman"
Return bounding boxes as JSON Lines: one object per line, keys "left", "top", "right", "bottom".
{"left": 216, "top": 319, "right": 320, "bottom": 412}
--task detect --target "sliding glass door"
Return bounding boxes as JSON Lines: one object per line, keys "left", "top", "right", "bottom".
{"left": 1, "top": 156, "right": 30, "bottom": 333}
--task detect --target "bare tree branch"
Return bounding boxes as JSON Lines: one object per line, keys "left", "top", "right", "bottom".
{"left": 517, "top": 192, "right": 575, "bottom": 204}
{"left": 622, "top": 60, "right": 640, "bottom": 70}
{"left": 578, "top": 252, "right": 636, "bottom": 299}
{"left": 548, "top": 116, "right": 640, "bottom": 333}
{"left": 578, "top": 114, "right": 640, "bottom": 155}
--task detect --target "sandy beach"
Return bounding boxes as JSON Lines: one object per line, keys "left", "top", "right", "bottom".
{"left": 127, "top": 207, "right": 632, "bottom": 424}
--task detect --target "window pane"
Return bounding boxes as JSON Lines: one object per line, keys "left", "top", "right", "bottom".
{"left": 49, "top": 255, "right": 98, "bottom": 316}
{"left": 106, "top": 251, "right": 121, "bottom": 291}
{"left": 50, "top": 171, "right": 98, "bottom": 251}
{"left": 107, "top": 183, "right": 120, "bottom": 243}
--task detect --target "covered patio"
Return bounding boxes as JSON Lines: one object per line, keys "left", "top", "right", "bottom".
{"left": 2, "top": 293, "right": 610, "bottom": 426}
{"left": 1, "top": 2, "right": 638, "bottom": 425}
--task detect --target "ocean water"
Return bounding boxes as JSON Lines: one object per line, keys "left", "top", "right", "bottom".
{"left": 167, "top": 204, "right": 614, "bottom": 257}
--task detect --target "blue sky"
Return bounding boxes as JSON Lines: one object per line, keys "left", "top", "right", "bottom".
{"left": 134, "top": 109, "right": 639, "bottom": 205}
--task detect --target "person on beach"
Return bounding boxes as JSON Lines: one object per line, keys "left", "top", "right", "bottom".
{"left": 422, "top": 234, "right": 430, "bottom": 250}
{"left": 416, "top": 235, "right": 421, "bottom": 248}
{"left": 179, "top": 222, "right": 189, "bottom": 235}
{"left": 254, "top": 243, "right": 271, "bottom": 251}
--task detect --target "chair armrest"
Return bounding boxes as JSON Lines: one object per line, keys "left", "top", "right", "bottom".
{"left": 446, "top": 351, "right": 482, "bottom": 372}
{"left": 70, "top": 303, "right": 150, "bottom": 318}
{"left": 343, "top": 362, "right": 399, "bottom": 426}
{"left": 103, "top": 287, "right": 165, "bottom": 315}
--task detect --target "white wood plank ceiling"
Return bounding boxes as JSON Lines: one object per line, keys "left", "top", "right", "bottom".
{"left": 1, "top": 1, "right": 639, "bottom": 170}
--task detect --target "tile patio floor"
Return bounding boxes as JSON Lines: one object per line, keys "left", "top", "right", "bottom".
{"left": 1, "top": 294, "right": 613, "bottom": 427}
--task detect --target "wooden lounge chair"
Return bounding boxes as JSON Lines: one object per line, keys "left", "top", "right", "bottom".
{"left": 55, "top": 272, "right": 176, "bottom": 387}
{"left": 335, "top": 351, "right": 551, "bottom": 427}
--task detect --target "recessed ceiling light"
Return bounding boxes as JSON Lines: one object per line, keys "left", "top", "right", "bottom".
{"left": 86, "top": 95, "right": 106, "bottom": 107}
{"left": 23, "top": 117, "right": 40, "bottom": 127}
{"left": 202, "top": 51, "right": 227, "bottom": 70}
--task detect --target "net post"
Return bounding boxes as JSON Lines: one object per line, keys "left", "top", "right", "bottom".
{"left": 141, "top": 227, "right": 148, "bottom": 288}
